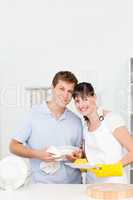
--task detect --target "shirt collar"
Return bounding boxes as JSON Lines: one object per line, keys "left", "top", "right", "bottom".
{"left": 42, "top": 101, "right": 68, "bottom": 120}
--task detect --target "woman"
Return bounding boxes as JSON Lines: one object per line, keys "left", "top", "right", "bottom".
{"left": 73, "top": 82, "right": 133, "bottom": 184}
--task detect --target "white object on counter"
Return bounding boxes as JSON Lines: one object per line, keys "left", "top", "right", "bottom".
{"left": 0, "top": 155, "right": 29, "bottom": 190}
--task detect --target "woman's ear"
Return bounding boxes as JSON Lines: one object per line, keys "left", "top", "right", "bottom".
{"left": 94, "top": 94, "right": 97, "bottom": 101}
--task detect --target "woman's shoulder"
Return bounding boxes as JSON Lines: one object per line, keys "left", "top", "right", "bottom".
{"left": 103, "top": 110, "right": 123, "bottom": 121}
{"left": 103, "top": 110, "right": 125, "bottom": 132}
{"left": 103, "top": 110, "right": 111, "bottom": 117}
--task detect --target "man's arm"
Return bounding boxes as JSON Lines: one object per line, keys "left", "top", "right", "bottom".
{"left": 10, "top": 139, "right": 55, "bottom": 162}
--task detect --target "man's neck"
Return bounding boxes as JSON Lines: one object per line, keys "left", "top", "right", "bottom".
{"left": 47, "top": 101, "right": 66, "bottom": 119}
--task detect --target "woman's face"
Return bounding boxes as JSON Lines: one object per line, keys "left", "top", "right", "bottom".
{"left": 74, "top": 95, "right": 96, "bottom": 116}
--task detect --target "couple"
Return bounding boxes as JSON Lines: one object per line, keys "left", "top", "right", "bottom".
{"left": 10, "top": 71, "right": 133, "bottom": 184}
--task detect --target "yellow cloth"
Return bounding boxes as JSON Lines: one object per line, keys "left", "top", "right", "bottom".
{"left": 74, "top": 158, "right": 88, "bottom": 165}
{"left": 88, "top": 162, "right": 123, "bottom": 178}
{"left": 74, "top": 159, "right": 123, "bottom": 177}
{"left": 74, "top": 158, "right": 88, "bottom": 172}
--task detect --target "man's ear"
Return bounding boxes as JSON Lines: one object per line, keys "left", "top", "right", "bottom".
{"left": 51, "top": 84, "right": 54, "bottom": 90}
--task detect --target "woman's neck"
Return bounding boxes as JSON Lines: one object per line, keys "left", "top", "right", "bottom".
{"left": 86, "top": 112, "right": 101, "bottom": 132}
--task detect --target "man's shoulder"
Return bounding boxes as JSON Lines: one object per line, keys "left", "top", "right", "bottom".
{"left": 30, "top": 103, "right": 47, "bottom": 114}
{"left": 66, "top": 109, "right": 81, "bottom": 122}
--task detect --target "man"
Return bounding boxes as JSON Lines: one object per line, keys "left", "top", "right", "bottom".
{"left": 10, "top": 71, "right": 83, "bottom": 183}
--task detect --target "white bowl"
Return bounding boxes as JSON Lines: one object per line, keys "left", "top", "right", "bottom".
{"left": 0, "top": 155, "right": 29, "bottom": 190}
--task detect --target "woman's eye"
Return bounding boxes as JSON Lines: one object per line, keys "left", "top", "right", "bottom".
{"left": 84, "top": 98, "right": 88, "bottom": 101}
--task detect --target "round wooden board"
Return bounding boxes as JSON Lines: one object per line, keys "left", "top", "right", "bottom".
{"left": 86, "top": 183, "right": 133, "bottom": 200}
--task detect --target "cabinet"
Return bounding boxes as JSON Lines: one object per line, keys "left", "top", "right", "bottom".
{"left": 25, "top": 87, "right": 51, "bottom": 107}
{"left": 129, "top": 58, "right": 133, "bottom": 183}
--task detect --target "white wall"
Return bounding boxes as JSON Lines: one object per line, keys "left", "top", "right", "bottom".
{"left": 0, "top": 0, "right": 131, "bottom": 157}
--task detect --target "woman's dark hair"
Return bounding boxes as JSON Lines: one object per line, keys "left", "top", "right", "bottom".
{"left": 73, "top": 82, "right": 95, "bottom": 99}
{"left": 73, "top": 82, "right": 95, "bottom": 122}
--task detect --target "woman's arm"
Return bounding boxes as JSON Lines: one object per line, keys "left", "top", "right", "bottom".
{"left": 113, "top": 127, "right": 133, "bottom": 166}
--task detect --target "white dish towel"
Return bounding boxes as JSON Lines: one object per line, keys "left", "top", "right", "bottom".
{"left": 40, "top": 146, "right": 61, "bottom": 174}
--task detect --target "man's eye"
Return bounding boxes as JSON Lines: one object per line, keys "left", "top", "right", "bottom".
{"left": 68, "top": 91, "right": 73, "bottom": 94}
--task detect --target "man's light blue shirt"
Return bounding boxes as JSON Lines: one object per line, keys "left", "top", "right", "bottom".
{"left": 12, "top": 102, "right": 83, "bottom": 183}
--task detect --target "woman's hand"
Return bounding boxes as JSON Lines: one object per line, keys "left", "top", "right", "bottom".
{"left": 66, "top": 148, "right": 83, "bottom": 162}
{"left": 88, "top": 162, "right": 123, "bottom": 177}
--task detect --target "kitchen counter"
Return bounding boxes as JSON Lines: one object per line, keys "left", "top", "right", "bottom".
{"left": 0, "top": 184, "right": 133, "bottom": 200}
{"left": 0, "top": 184, "right": 88, "bottom": 200}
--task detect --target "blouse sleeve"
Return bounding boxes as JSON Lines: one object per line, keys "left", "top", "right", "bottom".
{"left": 107, "top": 113, "right": 125, "bottom": 133}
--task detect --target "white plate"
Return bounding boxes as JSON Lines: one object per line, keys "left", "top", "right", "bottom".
{"left": 57, "top": 146, "right": 79, "bottom": 156}
{"left": 65, "top": 162, "right": 99, "bottom": 169}
{"left": 47, "top": 146, "right": 79, "bottom": 161}
{"left": 0, "top": 155, "right": 29, "bottom": 190}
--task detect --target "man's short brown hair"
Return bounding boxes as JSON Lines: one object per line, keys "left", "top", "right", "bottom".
{"left": 52, "top": 71, "right": 78, "bottom": 87}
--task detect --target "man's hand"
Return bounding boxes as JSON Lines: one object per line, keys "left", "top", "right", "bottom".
{"left": 35, "top": 147, "right": 56, "bottom": 162}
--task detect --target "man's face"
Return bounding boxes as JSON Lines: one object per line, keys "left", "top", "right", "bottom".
{"left": 52, "top": 80, "right": 75, "bottom": 108}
